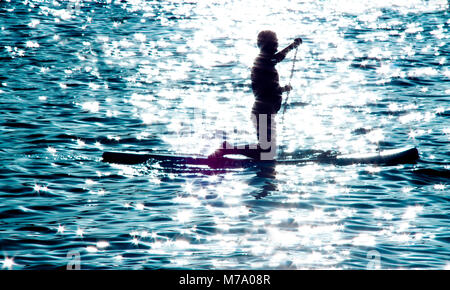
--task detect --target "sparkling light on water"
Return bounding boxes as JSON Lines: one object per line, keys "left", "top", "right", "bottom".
{"left": 99, "top": 0, "right": 446, "bottom": 265}
{"left": 1, "top": 0, "right": 448, "bottom": 270}
{"left": 2, "top": 257, "right": 15, "bottom": 270}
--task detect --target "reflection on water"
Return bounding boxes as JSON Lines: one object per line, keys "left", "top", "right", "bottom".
{"left": 0, "top": 0, "right": 449, "bottom": 269}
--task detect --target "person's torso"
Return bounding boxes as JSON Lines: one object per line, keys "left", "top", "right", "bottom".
{"left": 251, "top": 54, "right": 282, "bottom": 114}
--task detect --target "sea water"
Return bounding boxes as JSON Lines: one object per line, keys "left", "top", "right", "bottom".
{"left": 0, "top": 0, "right": 449, "bottom": 269}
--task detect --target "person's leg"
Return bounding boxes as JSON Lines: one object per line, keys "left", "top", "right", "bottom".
{"left": 251, "top": 111, "right": 260, "bottom": 143}
{"left": 252, "top": 112, "right": 276, "bottom": 160}
{"left": 259, "top": 113, "right": 276, "bottom": 160}
{"left": 208, "top": 112, "right": 276, "bottom": 160}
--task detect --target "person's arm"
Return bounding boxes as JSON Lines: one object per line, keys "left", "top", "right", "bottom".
{"left": 274, "top": 38, "right": 302, "bottom": 63}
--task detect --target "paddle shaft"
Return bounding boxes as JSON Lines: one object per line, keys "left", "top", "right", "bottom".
{"left": 282, "top": 45, "right": 299, "bottom": 116}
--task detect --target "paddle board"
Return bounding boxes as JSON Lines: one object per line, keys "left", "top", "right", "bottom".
{"left": 102, "top": 147, "right": 419, "bottom": 168}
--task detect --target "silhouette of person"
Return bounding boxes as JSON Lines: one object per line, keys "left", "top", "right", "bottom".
{"left": 209, "top": 31, "right": 301, "bottom": 160}
{"left": 251, "top": 31, "right": 302, "bottom": 160}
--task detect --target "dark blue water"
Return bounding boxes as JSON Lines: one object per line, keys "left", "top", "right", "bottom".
{"left": 0, "top": 0, "right": 449, "bottom": 269}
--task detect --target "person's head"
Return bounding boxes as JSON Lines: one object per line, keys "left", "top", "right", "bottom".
{"left": 257, "top": 30, "right": 278, "bottom": 54}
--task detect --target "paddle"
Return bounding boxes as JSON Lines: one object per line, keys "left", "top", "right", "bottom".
{"left": 281, "top": 44, "right": 299, "bottom": 116}
{"left": 279, "top": 39, "right": 301, "bottom": 157}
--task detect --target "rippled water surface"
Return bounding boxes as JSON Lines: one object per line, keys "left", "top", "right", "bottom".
{"left": 0, "top": 0, "right": 449, "bottom": 269}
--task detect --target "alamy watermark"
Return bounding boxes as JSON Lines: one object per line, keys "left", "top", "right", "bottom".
{"left": 65, "top": 0, "right": 82, "bottom": 15}
{"left": 175, "top": 108, "right": 277, "bottom": 160}
{"left": 67, "top": 251, "right": 81, "bottom": 270}
{"left": 366, "top": 250, "right": 381, "bottom": 270}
